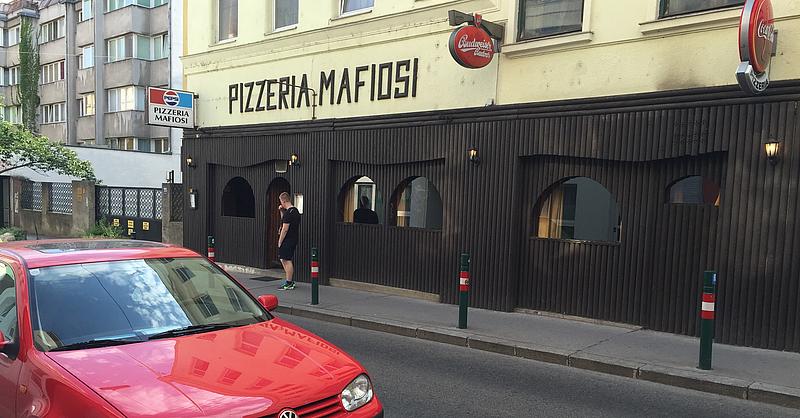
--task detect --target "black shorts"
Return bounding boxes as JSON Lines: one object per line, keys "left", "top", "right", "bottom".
{"left": 278, "top": 241, "right": 297, "bottom": 261}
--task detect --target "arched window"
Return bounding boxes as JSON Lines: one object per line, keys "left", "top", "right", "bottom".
{"left": 668, "top": 176, "right": 720, "bottom": 206}
{"left": 536, "top": 177, "right": 621, "bottom": 242}
{"left": 338, "top": 176, "right": 384, "bottom": 224}
{"left": 221, "top": 177, "right": 255, "bottom": 218}
{"left": 391, "top": 177, "right": 443, "bottom": 230}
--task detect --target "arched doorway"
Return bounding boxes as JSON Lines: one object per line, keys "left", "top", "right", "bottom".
{"left": 266, "top": 177, "right": 291, "bottom": 268}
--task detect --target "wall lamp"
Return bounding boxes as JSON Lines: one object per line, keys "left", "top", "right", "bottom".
{"left": 289, "top": 154, "right": 301, "bottom": 166}
{"left": 765, "top": 140, "right": 781, "bottom": 165}
{"left": 188, "top": 188, "right": 197, "bottom": 210}
{"left": 186, "top": 156, "right": 196, "bottom": 168}
{"left": 468, "top": 148, "right": 481, "bottom": 165}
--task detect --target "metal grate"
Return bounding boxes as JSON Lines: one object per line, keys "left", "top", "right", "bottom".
{"left": 48, "top": 183, "right": 73, "bottom": 214}
{"left": 170, "top": 183, "right": 184, "bottom": 222}
{"left": 110, "top": 188, "right": 124, "bottom": 216}
{"left": 155, "top": 189, "right": 163, "bottom": 220}
{"left": 124, "top": 189, "right": 138, "bottom": 217}
{"left": 21, "top": 181, "right": 43, "bottom": 211}
{"left": 96, "top": 187, "right": 110, "bottom": 216}
{"left": 140, "top": 189, "right": 154, "bottom": 219}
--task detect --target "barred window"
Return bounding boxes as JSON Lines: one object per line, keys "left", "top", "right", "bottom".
{"left": 48, "top": 183, "right": 73, "bottom": 214}
{"left": 21, "top": 182, "right": 43, "bottom": 212}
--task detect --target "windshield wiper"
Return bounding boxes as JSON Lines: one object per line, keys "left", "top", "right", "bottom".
{"left": 50, "top": 338, "right": 143, "bottom": 352}
{"left": 147, "top": 323, "right": 236, "bottom": 340}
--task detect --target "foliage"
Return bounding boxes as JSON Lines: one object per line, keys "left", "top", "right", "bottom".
{"left": 0, "top": 121, "right": 95, "bottom": 180}
{"left": 84, "top": 219, "right": 124, "bottom": 238}
{"left": 18, "top": 16, "right": 40, "bottom": 132}
{"left": 0, "top": 227, "right": 26, "bottom": 241}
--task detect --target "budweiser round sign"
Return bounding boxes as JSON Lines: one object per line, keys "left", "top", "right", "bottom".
{"left": 736, "top": 0, "right": 775, "bottom": 94}
{"left": 449, "top": 25, "right": 495, "bottom": 69}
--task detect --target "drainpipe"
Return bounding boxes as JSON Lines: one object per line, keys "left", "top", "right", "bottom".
{"left": 93, "top": 0, "right": 106, "bottom": 146}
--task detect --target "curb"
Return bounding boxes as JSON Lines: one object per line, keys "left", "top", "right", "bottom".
{"left": 277, "top": 303, "right": 800, "bottom": 410}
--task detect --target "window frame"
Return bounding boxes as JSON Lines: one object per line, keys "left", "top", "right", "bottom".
{"left": 517, "top": 0, "right": 586, "bottom": 42}
{"left": 79, "top": 93, "right": 96, "bottom": 117}
{"left": 39, "top": 18, "right": 66, "bottom": 45}
{"left": 40, "top": 61, "right": 66, "bottom": 85}
{"left": 217, "top": 0, "right": 239, "bottom": 42}
{"left": 80, "top": 45, "right": 95, "bottom": 69}
{"left": 41, "top": 102, "right": 67, "bottom": 124}
{"left": 339, "top": 0, "right": 373, "bottom": 17}
{"left": 389, "top": 176, "right": 443, "bottom": 231}
{"left": 273, "top": 0, "right": 299, "bottom": 32}
{"left": 8, "top": 26, "right": 20, "bottom": 46}
{"left": 658, "top": 0, "right": 745, "bottom": 19}
{"left": 81, "top": 0, "right": 93, "bottom": 21}
{"left": 107, "top": 86, "right": 146, "bottom": 113}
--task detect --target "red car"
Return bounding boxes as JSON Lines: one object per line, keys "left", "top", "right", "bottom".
{"left": 0, "top": 239, "right": 383, "bottom": 418}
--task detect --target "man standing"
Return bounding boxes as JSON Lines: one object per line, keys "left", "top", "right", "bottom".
{"left": 353, "top": 196, "right": 379, "bottom": 224}
{"left": 277, "top": 192, "right": 300, "bottom": 290}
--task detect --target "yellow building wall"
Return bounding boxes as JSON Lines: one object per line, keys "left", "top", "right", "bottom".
{"left": 183, "top": 0, "right": 800, "bottom": 128}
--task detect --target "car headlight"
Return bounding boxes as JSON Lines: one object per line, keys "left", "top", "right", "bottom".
{"left": 341, "top": 374, "right": 373, "bottom": 412}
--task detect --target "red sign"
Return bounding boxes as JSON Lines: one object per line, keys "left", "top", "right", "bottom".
{"left": 736, "top": 0, "right": 775, "bottom": 94}
{"left": 449, "top": 25, "right": 495, "bottom": 69}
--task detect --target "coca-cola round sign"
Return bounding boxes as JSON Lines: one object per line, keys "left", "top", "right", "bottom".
{"left": 449, "top": 25, "right": 495, "bottom": 69}
{"left": 736, "top": 0, "right": 775, "bottom": 94}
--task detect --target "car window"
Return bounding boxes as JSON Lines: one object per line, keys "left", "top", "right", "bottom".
{"left": 0, "top": 263, "right": 17, "bottom": 343}
{"left": 28, "top": 258, "right": 270, "bottom": 351}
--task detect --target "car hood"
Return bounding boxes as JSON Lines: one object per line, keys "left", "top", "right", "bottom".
{"left": 46, "top": 318, "right": 363, "bottom": 417}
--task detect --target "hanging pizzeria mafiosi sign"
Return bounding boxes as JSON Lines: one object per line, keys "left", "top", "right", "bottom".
{"left": 736, "top": 0, "right": 776, "bottom": 94}
{"left": 449, "top": 15, "right": 496, "bottom": 69}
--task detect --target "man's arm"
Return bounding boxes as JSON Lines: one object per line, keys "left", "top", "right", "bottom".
{"left": 278, "top": 223, "right": 289, "bottom": 247}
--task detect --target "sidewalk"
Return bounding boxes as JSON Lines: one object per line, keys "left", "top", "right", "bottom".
{"left": 233, "top": 274, "right": 800, "bottom": 409}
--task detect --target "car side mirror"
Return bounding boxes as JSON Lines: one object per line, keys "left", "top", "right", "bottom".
{"left": 258, "top": 294, "right": 279, "bottom": 311}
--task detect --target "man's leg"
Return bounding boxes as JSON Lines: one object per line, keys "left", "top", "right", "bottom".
{"left": 279, "top": 259, "right": 295, "bottom": 289}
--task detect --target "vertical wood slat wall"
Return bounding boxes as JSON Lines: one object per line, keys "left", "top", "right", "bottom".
{"left": 183, "top": 86, "right": 800, "bottom": 352}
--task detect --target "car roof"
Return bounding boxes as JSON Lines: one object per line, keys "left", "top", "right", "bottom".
{"left": 0, "top": 239, "right": 202, "bottom": 269}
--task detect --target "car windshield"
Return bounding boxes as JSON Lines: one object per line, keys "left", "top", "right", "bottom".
{"left": 28, "top": 257, "right": 270, "bottom": 352}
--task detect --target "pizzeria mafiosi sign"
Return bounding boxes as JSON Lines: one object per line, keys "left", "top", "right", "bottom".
{"left": 736, "top": 0, "right": 776, "bottom": 94}
{"left": 229, "top": 59, "right": 419, "bottom": 114}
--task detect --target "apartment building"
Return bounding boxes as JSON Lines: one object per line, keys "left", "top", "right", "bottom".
{"left": 0, "top": 0, "right": 182, "bottom": 187}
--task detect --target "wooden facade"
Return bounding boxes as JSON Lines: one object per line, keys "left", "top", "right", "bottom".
{"left": 183, "top": 82, "right": 800, "bottom": 352}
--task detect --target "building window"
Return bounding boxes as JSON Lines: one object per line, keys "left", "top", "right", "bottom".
{"left": 222, "top": 177, "right": 255, "bottom": 218}
{"left": 338, "top": 176, "right": 383, "bottom": 224}
{"left": 40, "top": 61, "right": 66, "bottom": 84}
{"left": 8, "top": 26, "right": 20, "bottom": 46}
{"left": 668, "top": 176, "right": 720, "bottom": 206}
{"left": 39, "top": 18, "right": 66, "bottom": 44}
{"left": 137, "top": 138, "right": 170, "bottom": 153}
{"left": 81, "top": 0, "right": 93, "bottom": 20}
{"left": 107, "top": 35, "right": 128, "bottom": 62}
{"left": 80, "top": 45, "right": 95, "bottom": 69}
{"left": 659, "top": 0, "right": 744, "bottom": 18}
{"left": 135, "top": 34, "right": 169, "bottom": 60}
{"left": 108, "top": 137, "right": 137, "bottom": 150}
{"left": 0, "top": 68, "right": 5, "bottom": 86}
{"left": 519, "top": 0, "right": 584, "bottom": 41}
{"left": 5, "top": 106, "right": 21, "bottom": 124}
{"left": 8, "top": 67, "right": 19, "bottom": 86}
{"left": 274, "top": 0, "right": 298, "bottom": 30}
{"left": 79, "top": 93, "right": 96, "bottom": 116}
{"left": 391, "top": 177, "right": 443, "bottom": 230}
{"left": 218, "top": 0, "right": 238, "bottom": 41}
{"left": 535, "top": 177, "right": 621, "bottom": 242}
{"left": 42, "top": 102, "right": 66, "bottom": 124}
{"left": 107, "top": 86, "right": 145, "bottom": 112}
{"left": 341, "top": 0, "right": 373, "bottom": 15}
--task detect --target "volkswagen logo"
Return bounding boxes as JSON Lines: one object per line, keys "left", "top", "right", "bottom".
{"left": 279, "top": 409, "right": 299, "bottom": 418}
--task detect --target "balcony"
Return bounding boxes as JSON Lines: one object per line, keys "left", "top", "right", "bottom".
{"left": 104, "top": 4, "right": 168, "bottom": 39}
{"left": 39, "top": 39, "right": 65, "bottom": 66}
{"left": 77, "top": 68, "right": 95, "bottom": 94}
{"left": 77, "top": 19, "right": 94, "bottom": 46}
{"left": 104, "top": 58, "right": 167, "bottom": 89}
{"left": 77, "top": 115, "right": 96, "bottom": 141}
{"left": 104, "top": 111, "right": 168, "bottom": 139}
{"left": 40, "top": 80, "right": 66, "bottom": 104}
{"left": 39, "top": 122, "right": 67, "bottom": 143}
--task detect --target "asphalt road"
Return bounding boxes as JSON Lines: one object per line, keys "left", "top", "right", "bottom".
{"left": 280, "top": 314, "right": 798, "bottom": 418}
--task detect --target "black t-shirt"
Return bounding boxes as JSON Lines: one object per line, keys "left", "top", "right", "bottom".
{"left": 353, "top": 208, "right": 379, "bottom": 224}
{"left": 282, "top": 207, "right": 301, "bottom": 243}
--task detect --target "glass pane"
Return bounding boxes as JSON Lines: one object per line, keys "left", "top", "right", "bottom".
{"left": 0, "top": 263, "right": 16, "bottom": 342}
{"left": 668, "top": 176, "right": 720, "bottom": 205}
{"left": 521, "top": 0, "right": 584, "bottom": 39}
{"left": 219, "top": 0, "right": 238, "bottom": 40}
{"left": 536, "top": 177, "right": 620, "bottom": 242}
{"left": 342, "top": 0, "right": 373, "bottom": 13}
{"left": 136, "top": 35, "right": 151, "bottom": 59}
{"left": 82, "top": 0, "right": 93, "bottom": 20}
{"left": 275, "top": 0, "right": 298, "bottom": 29}
{"left": 341, "top": 176, "right": 383, "bottom": 224}
{"left": 28, "top": 258, "right": 269, "bottom": 351}
{"left": 661, "top": 0, "right": 743, "bottom": 17}
{"left": 393, "top": 177, "right": 442, "bottom": 230}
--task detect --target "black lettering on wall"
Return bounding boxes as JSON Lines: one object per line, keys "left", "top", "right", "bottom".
{"left": 354, "top": 66, "right": 368, "bottom": 103}
{"left": 337, "top": 68, "right": 352, "bottom": 105}
{"left": 228, "top": 84, "right": 239, "bottom": 114}
{"left": 298, "top": 73, "right": 311, "bottom": 108}
{"left": 239, "top": 83, "right": 245, "bottom": 113}
{"left": 255, "top": 80, "right": 266, "bottom": 111}
{"left": 279, "top": 77, "right": 291, "bottom": 110}
{"left": 320, "top": 70, "right": 336, "bottom": 106}
{"left": 377, "top": 62, "right": 393, "bottom": 100}
{"left": 412, "top": 58, "right": 419, "bottom": 98}
{"left": 266, "top": 79, "right": 277, "bottom": 111}
{"left": 370, "top": 64, "right": 377, "bottom": 101}
{"left": 244, "top": 82, "right": 255, "bottom": 112}
{"left": 394, "top": 60, "right": 410, "bottom": 98}
{"left": 290, "top": 76, "right": 297, "bottom": 109}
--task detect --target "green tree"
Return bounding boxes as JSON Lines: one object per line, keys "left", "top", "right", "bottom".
{"left": 0, "top": 121, "right": 95, "bottom": 180}
{"left": 18, "top": 16, "right": 40, "bottom": 132}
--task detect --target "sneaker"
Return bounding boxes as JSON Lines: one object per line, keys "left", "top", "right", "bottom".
{"left": 278, "top": 281, "right": 295, "bottom": 290}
